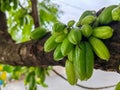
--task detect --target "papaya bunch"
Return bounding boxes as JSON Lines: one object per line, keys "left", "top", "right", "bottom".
{"left": 43, "top": 5, "right": 118, "bottom": 85}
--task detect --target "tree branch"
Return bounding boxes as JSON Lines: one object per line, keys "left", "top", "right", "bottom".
{"left": 0, "top": 33, "right": 65, "bottom": 67}
{"left": 0, "top": 11, "right": 14, "bottom": 43}
{"left": 0, "top": 4, "right": 119, "bottom": 74}
{"left": 0, "top": 21, "right": 120, "bottom": 73}
{"left": 30, "top": 0, "right": 40, "bottom": 28}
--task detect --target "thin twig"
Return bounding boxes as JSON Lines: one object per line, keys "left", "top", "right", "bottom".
{"left": 19, "top": 2, "right": 27, "bottom": 11}
{"left": 30, "top": 0, "right": 40, "bottom": 28}
{"left": 52, "top": 69, "right": 116, "bottom": 90}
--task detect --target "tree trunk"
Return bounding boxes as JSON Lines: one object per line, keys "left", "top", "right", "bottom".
{"left": 0, "top": 7, "right": 120, "bottom": 73}
{"left": 0, "top": 22, "right": 120, "bottom": 73}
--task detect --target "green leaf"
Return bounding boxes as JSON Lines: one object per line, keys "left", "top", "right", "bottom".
{"left": 3, "top": 65, "right": 14, "bottom": 73}
{"left": 115, "top": 82, "right": 120, "bottom": 90}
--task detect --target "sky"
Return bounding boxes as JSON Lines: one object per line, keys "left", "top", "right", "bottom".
{"left": 51, "top": 0, "right": 120, "bottom": 23}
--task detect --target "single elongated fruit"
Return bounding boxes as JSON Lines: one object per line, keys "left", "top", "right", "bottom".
{"left": 89, "top": 36, "right": 110, "bottom": 60}
{"left": 76, "top": 10, "right": 95, "bottom": 27}
{"left": 112, "top": 6, "right": 120, "bottom": 21}
{"left": 53, "top": 44, "right": 64, "bottom": 61}
{"left": 61, "top": 38, "right": 74, "bottom": 56}
{"left": 65, "top": 60, "right": 77, "bottom": 85}
{"left": 52, "top": 22, "right": 66, "bottom": 32}
{"left": 44, "top": 34, "right": 58, "bottom": 52}
{"left": 84, "top": 41, "right": 94, "bottom": 80}
{"left": 80, "top": 15, "right": 96, "bottom": 25}
{"left": 30, "top": 27, "right": 47, "bottom": 40}
{"left": 68, "top": 28, "right": 82, "bottom": 45}
{"left": 67, "top": 20, "right": 75, "bottom": 27}
{"left": 74, "top": 43, "right": 86, "bottom": 80}
{"left": 92, "top": 26, "right": 113, "bottom": 39}
{"left": 81, "top": 24, "right": 93, "bottom": 37}
{"left": 115, "top": 82, "right": 120, "bottom": 90}
{"left": 68, "top": 48, "right": 75, "bottom": 62}
{"left": 55, "top": 33, "right": 67, "bottom": 43}
{"left": 79, "top": 10, "right": 96, "bottom": 21}
{"left": 98, "top": 5, "right": 117, "bottom": 25}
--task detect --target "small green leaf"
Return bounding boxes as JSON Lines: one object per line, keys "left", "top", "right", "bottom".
{"left": 3, "top": 65, "right": 14, "bottom": 73}
{"left": 115, "top": 82, "right": 120, "bottom": 90}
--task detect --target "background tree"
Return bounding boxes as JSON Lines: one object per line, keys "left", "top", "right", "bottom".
{"left": 0, "top": 0, "right": 120, "bottom": 90}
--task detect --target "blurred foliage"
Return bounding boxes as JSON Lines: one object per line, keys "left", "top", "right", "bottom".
{"left": 0, "top": 0, "right": 61, "bottom": 89}
{"left": 39, "top": 0, "right": 61, "bottom": 27}
{"left": 5, "top": 0, "right": 61, "bottom": 43}
{"left": 0, "top": 64, "right": 52, "bottom": 89}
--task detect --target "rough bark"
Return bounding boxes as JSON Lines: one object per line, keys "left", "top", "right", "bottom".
{"left": 94, "top": 22, "right": 120, "bottom": 73}
{"left": 0, "top": 33, "right": 65, "bottom": 67}
{"left": 0, "top": 22, "right": 120, "bottom": 73}
{"left": 0, "top": 11, "right": 13, "bottom": 43}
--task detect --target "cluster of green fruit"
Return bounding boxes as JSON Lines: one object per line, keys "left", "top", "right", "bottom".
{"left": 43, "top": 5, "right": 120, "bottom": 85}
{"left": 0, "top": 0, "right": 19, "bottom": 12}
{"left": 30, "top": 5, "right": 120, "bottom": 86}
